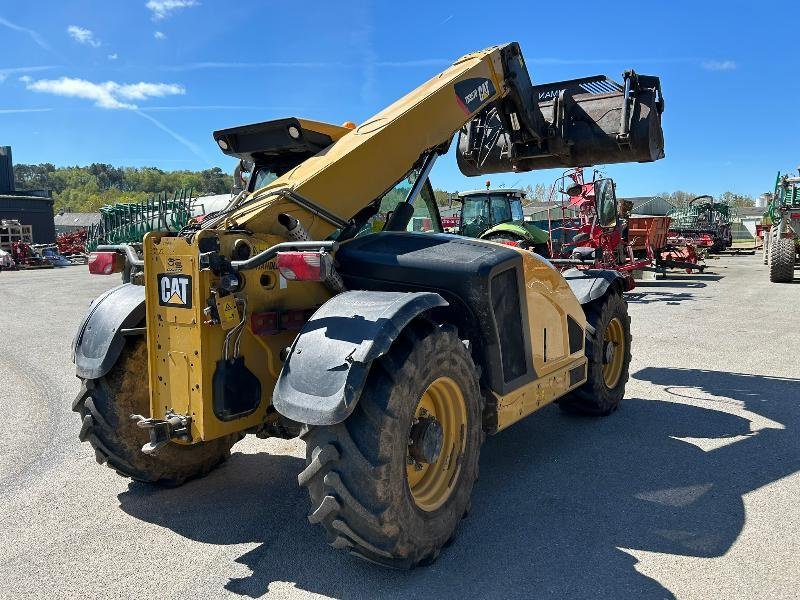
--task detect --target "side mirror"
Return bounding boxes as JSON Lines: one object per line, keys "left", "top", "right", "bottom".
{"left": 595, "top": 179, "right": 617, "bottom": 228}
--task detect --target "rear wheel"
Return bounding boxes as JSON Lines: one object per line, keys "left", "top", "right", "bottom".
{"left": 559, "top": 292, "right": 631, "bottom": 415}
{"left": 769, "top": 236, "right": 795, "bottom": 283}
{"left": 299, "top": 322, "right": 483, "bottom": 568}
{"left": 483, "top": 233, "right": 529, "bottom": 249}
{"left": 72, "top": 338, "right": 240, "bottom": 485}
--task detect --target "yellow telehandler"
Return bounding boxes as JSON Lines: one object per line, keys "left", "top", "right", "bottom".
{"left": 73, "top": 43, "right": 664, "bottom": 567}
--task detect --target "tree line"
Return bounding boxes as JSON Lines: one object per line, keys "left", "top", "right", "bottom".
{"left": 12, "top": 161, "right": 761, "bottom": 215}
{"left": 13, "top": 163, "right": 234, "bottom": 213}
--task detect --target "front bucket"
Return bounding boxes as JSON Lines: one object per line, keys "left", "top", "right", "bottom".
{"left": 457, "top": 72, "right": 665, "bottom": 175}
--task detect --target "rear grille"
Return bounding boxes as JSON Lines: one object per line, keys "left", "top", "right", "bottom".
{"left": 491, "top": 268, "right": 526, "bottom": 382}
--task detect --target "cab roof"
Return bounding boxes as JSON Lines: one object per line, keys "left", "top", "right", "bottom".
{"left": 212, "top": 118, "right": 352, "bottom": 167}
{"left": 457, "top": 188, "right": 527, "bottom": 198}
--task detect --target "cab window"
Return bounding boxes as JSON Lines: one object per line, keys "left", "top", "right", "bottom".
{"left": 509, "top": 197, "right": 524, "bottom": 221}
{"left": 489, "top": 195, "right": 512, "bottom": 224}
{"left": 366, "top": 176, "right": 442, "bottom": 233}
{"left": 461, "top": 196, "right": 490, "bottom": 237}
{"left": 250, "top": 167, "right": 278, "bottom": 191}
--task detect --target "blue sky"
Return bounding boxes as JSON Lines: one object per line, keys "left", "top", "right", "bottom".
{"left": 1, "top": 0, "right": 798, "bottom": 198}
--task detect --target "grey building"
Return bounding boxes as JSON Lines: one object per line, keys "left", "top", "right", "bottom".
{"left": 54, "top": 212, "right": 101, "bottom": 234}
{"left": 0, "top": 146, "right": 56, "bottom": 243}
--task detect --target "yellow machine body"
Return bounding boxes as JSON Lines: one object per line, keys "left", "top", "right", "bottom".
{"left": 136, "top": 41, "right": 659, "bottom": 442}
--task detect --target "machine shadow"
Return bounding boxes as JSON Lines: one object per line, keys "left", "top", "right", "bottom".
{"left": 118, "top": 369, "right": 800, "bottom": 600}
{"left": 625, "top": 290, "right": 698, "bottom": 305}
{"left": 633, "top": 280, "right": 708, "bottom": 288}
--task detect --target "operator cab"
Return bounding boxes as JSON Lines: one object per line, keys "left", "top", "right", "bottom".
{"left": 456, "top": 189, "right": 526, "bottom": 237}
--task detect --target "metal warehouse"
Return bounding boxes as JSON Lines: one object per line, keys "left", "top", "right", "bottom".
{"left": 0, "top": 146, "right": 55, "bottom": 244}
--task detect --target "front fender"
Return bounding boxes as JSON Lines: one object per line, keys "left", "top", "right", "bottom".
{"left": 73, "top": 283, "right": 146, "bottom": 379}
{"left": 272, "top": 290, "right": 448, "bottom": 426}
{"left": 561, "top": 268, "right": 627, "bottom": 304}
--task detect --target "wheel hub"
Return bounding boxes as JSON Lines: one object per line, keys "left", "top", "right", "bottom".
{"left": 603, "top": 340, "right": 616, "bottom": 364}
{"left": 408, "top": 415, "right": 444, "bottom": 465}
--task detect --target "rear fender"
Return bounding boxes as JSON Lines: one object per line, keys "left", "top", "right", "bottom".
{"left": 561, "top": 268, "right": 627, "bottom": 304}
{"left": 73, "top": 284, "right": 146, "bottom": 379}
{"left": 272, "top": 290, "right": 448, "bottom": 426}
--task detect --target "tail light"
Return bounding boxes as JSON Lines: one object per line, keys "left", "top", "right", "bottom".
{"left": 498, "top": 240, "right": 522, "bottom": 247}
{"left": 276, "top": 251, "right": 332, "bottom": 281}
{"left": 88, "top": 251, "right": 124, "bottom": 275}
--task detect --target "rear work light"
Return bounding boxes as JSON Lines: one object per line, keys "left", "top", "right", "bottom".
{"left": 276, "top": 251, "right": 332, "bottom": 281}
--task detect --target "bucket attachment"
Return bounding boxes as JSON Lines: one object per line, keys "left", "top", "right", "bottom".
{"left": 457, "top": 46, "right": 665, "bottom": 175}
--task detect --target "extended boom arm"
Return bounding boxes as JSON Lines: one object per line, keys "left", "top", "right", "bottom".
{"left": 217, "top": 43, "right": 664, "bottom": 240}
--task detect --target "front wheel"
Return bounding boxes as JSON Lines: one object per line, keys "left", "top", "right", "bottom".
{"left": 559, "top": 291, "right": 632, "bottom": 415}
{"left": 299, "top": 321, "right": 484, "bottom": 568}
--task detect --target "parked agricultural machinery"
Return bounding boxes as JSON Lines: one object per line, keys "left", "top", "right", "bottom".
{"left": 543, "top": 168, "right": 670, "bottom": 288}
{"left": 455, "top": 186, "right": 549, "bottom": 254}
{"left": 86, "top": 188, "right": 194, "bottom": 252}
{"left": 763, "top": 170, "right": 800, "bottom": 282}
{"left": 667, "top": 195, "right": 733, "bottom": 254}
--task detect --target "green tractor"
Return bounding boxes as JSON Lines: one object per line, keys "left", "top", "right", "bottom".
{"left": 764, "top": 170, "right": 800, "bottom": 282}
{"left": 455, "top": 187, "right": 550, "bottom": 254}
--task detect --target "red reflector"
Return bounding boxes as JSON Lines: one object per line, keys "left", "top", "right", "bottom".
{"left": 251, "top": 311, "right": 279, "bottom": 335}
{"left": 276, "top": 251, "right": 331, "bottom": 281}
{"left": 499, "top": 240, "right": 521, "bottom": 247}
{"left": 251, "top": 308, "right": 317, "bottom": 335}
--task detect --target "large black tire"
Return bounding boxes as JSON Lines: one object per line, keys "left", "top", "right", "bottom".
{"left": 72, "top": 339, "right": 240, "bottom": 486}
{"left": 559, "top": 291, "right": 632, "bottom": 415}
{"left": 769, "top": 236, "right": 795, "bottom": 283}
{"left": 299, "top": 321, "right": 484, "bottom": 568}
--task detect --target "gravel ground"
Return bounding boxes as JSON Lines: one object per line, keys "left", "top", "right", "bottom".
{"left": 0, "top": 254, "right": 798, "bottom": 599}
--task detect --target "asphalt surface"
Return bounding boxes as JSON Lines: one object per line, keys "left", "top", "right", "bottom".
{"left": 1, "top": 254, "right": 798, "bottom": 599}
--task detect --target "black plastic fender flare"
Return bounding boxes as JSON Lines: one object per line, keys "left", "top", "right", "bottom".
{"left": 272, "top": 290, "right": 448, "bottom": 426}
{"left": 73, "top": 283, "right": 146, "bottom": 379}
{"left": 561, "top": 267, "right": 627, "bottom": 304}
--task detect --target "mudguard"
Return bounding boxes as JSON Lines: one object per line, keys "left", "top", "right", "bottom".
{"left": 481, "top": 221, "right": 549, "bottom": 245}
{"left": 273, "top": 290, "right": 448, "bottom": 426}
{"left": 561, "top": 268, "right": 627, "bottom": 304}
{"left": 73, "top": 283, "right": 146, "bottom": 379}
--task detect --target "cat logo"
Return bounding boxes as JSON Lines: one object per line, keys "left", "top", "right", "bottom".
{"left": 454, "top": 77, "right": 496, "bottom": 115}
{"left": 157, "top": 274, "right": 192, "bottom": 308}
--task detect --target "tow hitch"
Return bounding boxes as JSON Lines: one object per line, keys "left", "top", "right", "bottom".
{"left": 130, "top": 412, "right": 191, "bottom": 455}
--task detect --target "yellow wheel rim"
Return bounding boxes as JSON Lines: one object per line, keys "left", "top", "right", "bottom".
{"left": 602, "top": 317, "right": 625, "bottom": 388}
{"left": 406, "top": 377, "right": 467, "bottom": 512}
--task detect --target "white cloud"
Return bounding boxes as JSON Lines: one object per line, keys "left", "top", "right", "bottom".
{"left": 19, "top": 75, "right": 32, "bottom": 83}
{"left": 108, "top": 53, "right": 118, "bottom": 60}
{"left": 702, "top": 60, "right": 737, "bottom": 71}
{"left": 67, "top": 25, "right": 101, "bottom": 47}
{"left": 154, "top": 31, "right": 166, "bottom": 40}
{"left": 146, "top": 0, "right": 198, "bottom": 20}
{"left": 25, "top": 77, "right": 185, "bottom": 109}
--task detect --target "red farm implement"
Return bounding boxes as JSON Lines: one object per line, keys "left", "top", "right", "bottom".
{"left": 545, "top": 168, "right": 661, "bottom": 289}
